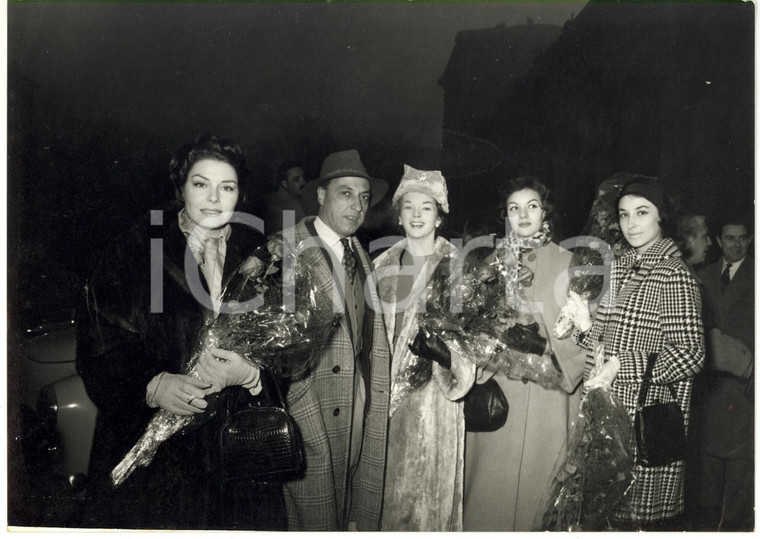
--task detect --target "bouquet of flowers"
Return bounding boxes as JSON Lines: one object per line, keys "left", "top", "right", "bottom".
{"left": 416, "top": 248, "right": 563, "bottom": 389}
{"left": 554, "top": 174, "right": 630, "bottom": 339}
{"left": 416, "top": 253, "right": 497, "bottom": 358}
{"left": 110, "top": 236, "right": 339, "bottom": 487}
{"left": 534, "top": 344, "right": 634, "bottom": 530}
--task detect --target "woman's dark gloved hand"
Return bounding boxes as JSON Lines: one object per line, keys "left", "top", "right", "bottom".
{"left": 503, "top": 322, "right": 547, "bottom": 356}
{"left": 408, "top": 328, "right": 452, "bottom": 370}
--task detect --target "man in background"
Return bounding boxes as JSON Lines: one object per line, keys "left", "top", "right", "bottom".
{"left": 264, "top": 160, "right": 306, "bottom": 233}
{"left": 693, "top": 216, "right": 754, "bottom": 531}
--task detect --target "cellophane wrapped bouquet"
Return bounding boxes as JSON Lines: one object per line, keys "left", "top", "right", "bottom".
{"left": 554, "top": 174, "right": 630, "bottom": 339}
{"left": 534, "top": 344, "right": 634, "bottom": 531}
{"left": 110, "top": 235, "right": 339, "bottom": 487}
{"left": 416, "top": 247, "right": 562, "bottom": 389}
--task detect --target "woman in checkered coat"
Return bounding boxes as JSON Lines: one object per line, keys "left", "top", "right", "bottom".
{"left": 568, "top": 177, "right": 705, "bottom": 528}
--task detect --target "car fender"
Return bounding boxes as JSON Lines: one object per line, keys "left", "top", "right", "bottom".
{"left": 48, "top": 374, "right": 97, "bottom": 477}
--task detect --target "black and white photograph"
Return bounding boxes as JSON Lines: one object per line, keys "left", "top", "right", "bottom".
{"left": 6, "top": 0, "right": 755, "bottom": 532}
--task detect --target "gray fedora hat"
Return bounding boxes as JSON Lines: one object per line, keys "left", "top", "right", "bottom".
{"left": 302, "top": 149, "right": 389, "bottom": 208}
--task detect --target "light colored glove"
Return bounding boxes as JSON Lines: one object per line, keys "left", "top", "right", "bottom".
{"left": 567, "top": 291, "right": 592, "bottom": 333}
{"left": 146, "top": 372, "right": 212, "bottom": 416}
{"left": 584, "top": 355, "right": 620, "bottom": 389}
{"left": 195, "top": 347, "right": 262, "bottom": 396}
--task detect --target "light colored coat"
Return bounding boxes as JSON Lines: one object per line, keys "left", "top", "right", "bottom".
{"left": 577, "top": 238, "right": 704, "bottom": 524}
{"left": 374, "top": 237, "right": 476, "bottom": 531}
{"left": 281, "top": 217, "right": 391, "bottom": 531}
{"left": 463, "top": 240, "right": 586, "bottom": 531}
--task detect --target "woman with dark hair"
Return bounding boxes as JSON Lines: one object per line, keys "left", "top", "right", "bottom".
{"left": 373, "top": 165, "right": 475, "bottom": 531}
{"left": 567, "top": 176, "right": 705, "bottom": 529}
{"left": 77, "top": 135, "right": 287, "bottom": 529}
{"left": 463, "top": 176, "right": 586, "bottom": 531}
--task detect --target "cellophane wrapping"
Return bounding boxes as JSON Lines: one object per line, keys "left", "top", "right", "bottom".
{"left": 110, "top": 237, "right": 338, "bottom": 486}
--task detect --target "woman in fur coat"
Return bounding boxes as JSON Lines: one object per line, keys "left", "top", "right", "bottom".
{"left": 374, "top": 166, "right": 475, "bottom": 531}
{"left": 567, "top": 177, "right": 704, "bottom": 529}
{"left": 76, "top": 135, "right": 286, "bottom": 529}
{"left": 463, "top": 176, "right": 586, "bottom": 531}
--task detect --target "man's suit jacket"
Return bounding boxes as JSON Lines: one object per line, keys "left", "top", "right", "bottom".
{"left": 699, "top": 257, "right": 754, "bottom": 350}
{"left": 697, "top": 257, "right": 754, "bottom": 459}
{"left": 281, "top": 216, "right": 391, "bottom": 531}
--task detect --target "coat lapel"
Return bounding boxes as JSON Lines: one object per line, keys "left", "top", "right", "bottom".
{"left": 723, "top": 257, "right": 753, "bottom": 306}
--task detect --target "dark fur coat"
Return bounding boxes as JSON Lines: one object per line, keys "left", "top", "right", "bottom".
{"left": 76, "top": 203, "right": 285, "bottom": 530}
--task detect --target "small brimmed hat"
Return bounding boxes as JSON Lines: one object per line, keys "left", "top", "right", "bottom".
{"left": 392, "top": 165, "right": 449, "bottom": 213}
{"left": 302, "top": 149, "right": 388, "bottom": 208}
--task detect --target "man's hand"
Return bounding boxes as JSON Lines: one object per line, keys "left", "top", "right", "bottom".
{"left": 709, "top": 328, "right": 753, "bottom": 378}
{"left": 195, "top": 348, "right": 263, "bottom": 395}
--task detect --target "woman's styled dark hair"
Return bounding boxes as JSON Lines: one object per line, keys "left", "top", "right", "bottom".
{"left": 615, "top": 176, "right": 679, "bottom": 239}
{"left": 497, "top": 176, "right": 555, "bottom": 230}
{"left": 169, "top": 134, "right": 249, "bottom": 204}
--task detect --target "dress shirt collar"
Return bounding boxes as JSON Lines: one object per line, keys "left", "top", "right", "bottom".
{"left": 722, "top": 256, "right": 745, "bottom": 278}
{"left": 314, "top": 216, "right": 348, "bottom": 260}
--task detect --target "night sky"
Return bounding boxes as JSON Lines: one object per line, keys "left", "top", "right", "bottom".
{"left": 9, "top": 2, "right": 580, "bottom": 154}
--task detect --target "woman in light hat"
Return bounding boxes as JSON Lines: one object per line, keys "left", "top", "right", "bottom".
{"left": 373, "top": 165, "right": 476, "bottom": 531}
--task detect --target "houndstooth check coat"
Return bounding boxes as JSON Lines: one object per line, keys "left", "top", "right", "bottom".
{"left": 576, "top": 238, "right": 704, "bottom": 524}
{"left": 280, "top": 217, "right": 391, "bottom": 531}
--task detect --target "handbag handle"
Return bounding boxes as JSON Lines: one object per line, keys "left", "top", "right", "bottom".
{"left": 263, "top": 368, "right": 289, "bottom": 409}
{"left": 636, "top": 353, "right": 678, "bottom": 410}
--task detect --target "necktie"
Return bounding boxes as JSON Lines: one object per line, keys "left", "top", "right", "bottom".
{"left": 340, "top": 237, "right": 358, "bottom": 283}
{"left": 721, "top": 263, "right": 732, "bottom": 293}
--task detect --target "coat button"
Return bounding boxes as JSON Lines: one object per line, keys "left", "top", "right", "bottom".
{"left": 525, "top": 314, "right": 534, "bottom": 324}
{"left": 333, "top": 408, "right": 341, "bottom": 416}
{"left": 527, "top": 253, "right": 536, "bottom": 262}
{"left": 332, "top": 365, "right": 341, "bottom": 374}
{"left": 522, "top": 377, "right": 529, "bottom": 384}
{"left": 332, "top": 318, "right": 341, "bottom": 328}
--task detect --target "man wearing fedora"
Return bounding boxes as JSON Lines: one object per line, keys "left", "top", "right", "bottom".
{"left": 280, "top": 149, "right": 391, "bottom": 530}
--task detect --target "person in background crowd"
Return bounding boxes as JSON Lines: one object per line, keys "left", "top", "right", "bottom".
{"left": 692, "top": 216, "right": 754, "bottom": 531}
{"left": 568, "top": 176, "right": 705, "bottom": 530}
{"left": 676, "top": 214, "right": 712, "bottom": 267}
{"left": 374, "top": 166, "right": 475, "bottom": 531}
{"left": 463, "top": 176, "right": 586, "bottom": 531}
{"left": 280, "top": 149, "right": 391, "bottom": 531}
{"left": 76, "top": 135, "right": 286, "bottom": 529}
{"left": 263, "top": 160, "right": 306, "bottom": 233}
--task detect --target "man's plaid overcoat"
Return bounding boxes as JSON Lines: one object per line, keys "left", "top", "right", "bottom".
{"left": 281, "top": 217, "right": 391, "bottom": 530}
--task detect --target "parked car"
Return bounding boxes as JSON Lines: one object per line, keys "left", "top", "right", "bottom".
{"left": 13, "top": 319, "right": 97, "bottom": 526}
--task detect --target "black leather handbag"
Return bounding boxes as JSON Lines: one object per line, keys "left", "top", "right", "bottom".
{"left": 634, "top": 353, "right": 686, "bottom": 467}
{"left": 219, "top": 373, "right": 304, "bottom": 483}
{"left": 464, "top": 378, "right": 509, "bottom": 432}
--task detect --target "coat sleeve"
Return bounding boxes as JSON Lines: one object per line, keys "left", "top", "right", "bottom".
{"left": 431, "top": 344, "right": 476, "bottom": 401}
{"left": 617, "top": 265, "right": 705, "bottom": 386}
{"left": 76, "top": 234, "right": 164, "bottom": 414}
